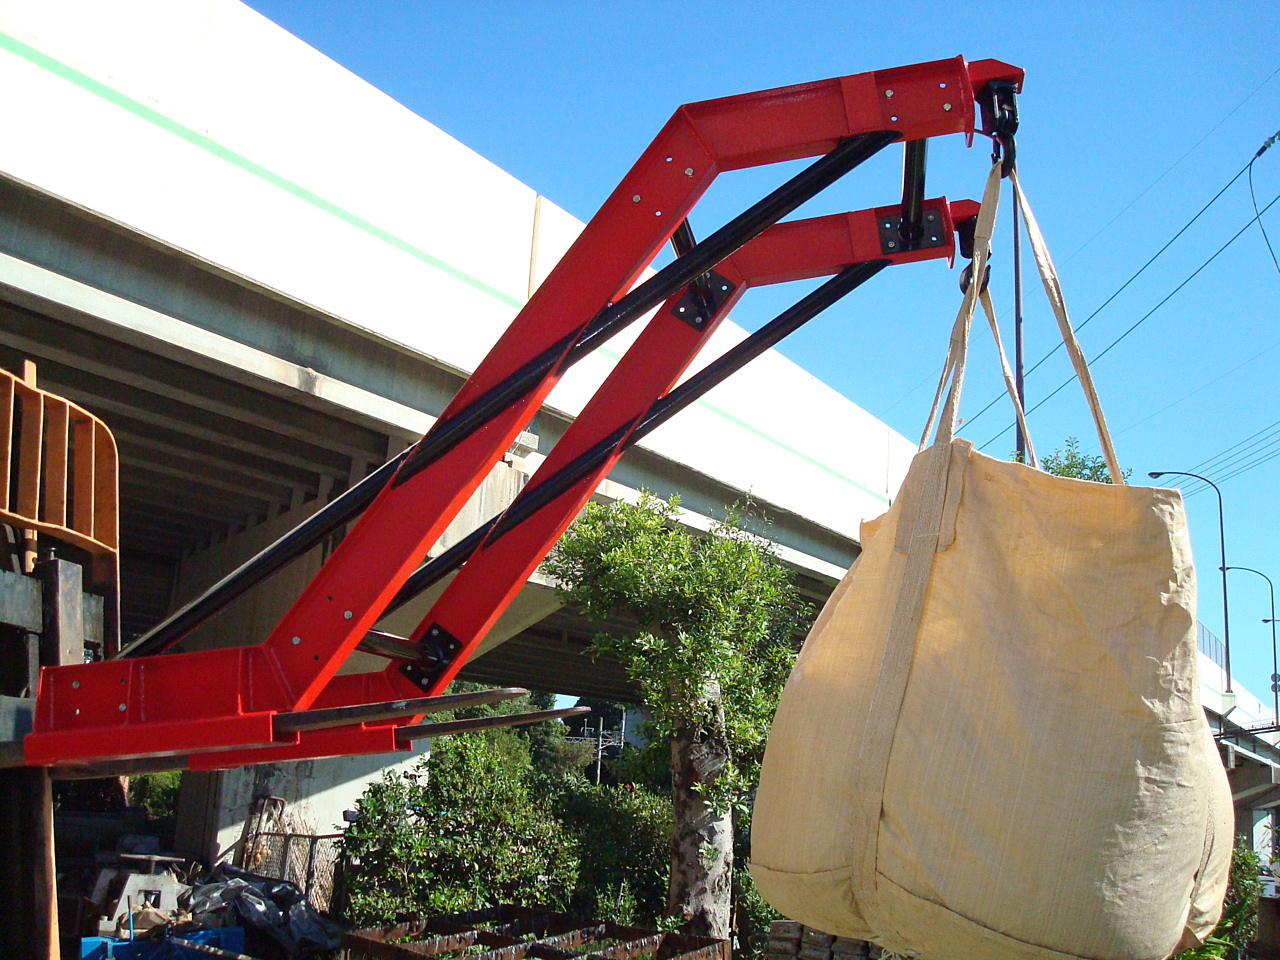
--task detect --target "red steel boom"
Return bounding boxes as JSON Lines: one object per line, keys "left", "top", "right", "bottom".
{"left": 22, "top": 55, "right": 1023, "bottom": 772}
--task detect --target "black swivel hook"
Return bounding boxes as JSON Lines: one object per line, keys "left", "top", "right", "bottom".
{"left": 955, "top": 214, "right": 992, "bottom": 296}
{"left": 959, "top": 260, "right": 992, "bottom": 296}
{"left": 979, "top": 80, "right": 1019, "bottom": 178}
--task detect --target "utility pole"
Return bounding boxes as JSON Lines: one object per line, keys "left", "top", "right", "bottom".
{"left": 595, "top": 718, "right": 604, "bottom": 785}
{"left": 1013, "top": 201, "right": 1026, "bottom": 463}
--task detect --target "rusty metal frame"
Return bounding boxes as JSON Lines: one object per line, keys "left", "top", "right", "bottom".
{"left": 0, "top": 364, "right": 120, "bottom": 654}
{"left": 345, "top": 905, "right": 729, "bottom": 960}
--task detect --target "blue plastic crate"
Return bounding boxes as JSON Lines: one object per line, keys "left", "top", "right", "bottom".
{"left": 80, "top": 926, "right": 246, "bottom": 958}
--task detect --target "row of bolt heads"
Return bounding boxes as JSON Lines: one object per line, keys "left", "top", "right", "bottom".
{"left": 628, "top": 83, "right": 955, "bottom": 208}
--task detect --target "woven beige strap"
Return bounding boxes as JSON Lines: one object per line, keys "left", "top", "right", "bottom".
{"left": 918, "top": 161, "right": 1005, "bottom": 450}
{"left": 1010, "top": 170, "right": 1125, "bottom": 484}
{"left": 979, "top": 287, "right": 1039, "bottom": 469}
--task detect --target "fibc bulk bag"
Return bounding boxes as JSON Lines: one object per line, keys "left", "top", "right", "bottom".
{"left": 751, "top": 165, "right": 1232, "bottom": 960}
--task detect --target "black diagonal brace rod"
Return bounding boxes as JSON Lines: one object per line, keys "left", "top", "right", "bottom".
{"left": 394, "top": 130, "right": 897, "bottom": 480}
{"left": 899, "top": 139, "right": 928, "bottom": 249}
{"left": 116, "top": 449, "right": 409, "bottom": 658}
{"left": 118, "top": 131, "right": 896, "bottom": 661}
{"left": 375, "top": 259, "right": 888, "bottom": 630}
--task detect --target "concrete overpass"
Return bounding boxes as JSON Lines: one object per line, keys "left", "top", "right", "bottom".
{"left": 0, "top": 1, "right": 917, "bottom": 851}
{"left": 0, "top": 1, "right": 914, "bottom": 691}
{"left": 2, "top": 0, "right": 1273, "bottom": 864}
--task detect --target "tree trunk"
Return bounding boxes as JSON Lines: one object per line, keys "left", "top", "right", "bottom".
{"left": 667, "top": 679, "right": 733, "bottom": 939}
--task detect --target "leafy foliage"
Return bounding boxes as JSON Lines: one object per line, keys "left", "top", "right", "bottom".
{"left": 546, "top": 492, "right": 810, "bottom": 943}
{"left": 339, "top": 496, "right": 806, "bottom": 948}
{"left": 337, "top": 684, "right": 665, "bottom": 929}
{"left": 337, "top": 732, "right": 578, "bottom": 926}
{"left": 1177, "top": 838, "right": 1263, "bottom": 960}
{"left": 548, "top": 777, "right": 673, "bottom": 925}
{"left": 1037, "top": 436, "right": 1131, "bottom": 483}
{"left": 524, "top": 690, "right": 596, "bottom": 776}
{"left": 543, "top": 493, "right": 809, "bottom": 808}
{"left": 128, "top": 770, "right": 181, "bottom": 819}
{"left": 127, "top": 770, "right": 182, "bottom": 847}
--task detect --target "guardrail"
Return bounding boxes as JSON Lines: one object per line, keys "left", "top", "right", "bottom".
{"left": 1198, "top": 621, "right": 1226, "bottom": 669}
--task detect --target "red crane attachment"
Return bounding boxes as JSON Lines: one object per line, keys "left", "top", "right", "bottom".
{"left": 22, "top": 55, "right": 1023, "bottom": 772}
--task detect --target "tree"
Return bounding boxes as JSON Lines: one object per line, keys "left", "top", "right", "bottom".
{"left": 524, "top": 690, "right": 596, "bottom": 777}
{"left": 543, "top": 493, "right": 808, "bottom": 938}
{"left": 1037, "top": 436, "right": 1131, "bottom": 483}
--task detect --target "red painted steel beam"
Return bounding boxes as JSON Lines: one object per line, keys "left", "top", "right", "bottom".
{"left": 27, "top": 55, "right": 1022, "bottom": 768}
{"left": 190, "top": 202, "right": 962, "bottom": 770}
{"left": 404, "top": 202, "right": 964, "bottom": 699}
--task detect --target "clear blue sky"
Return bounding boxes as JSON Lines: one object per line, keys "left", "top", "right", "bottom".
{"left": 246, "top": 1, "right": 1280, "bottom": 707}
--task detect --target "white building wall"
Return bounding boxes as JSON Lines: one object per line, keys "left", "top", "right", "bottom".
{"left": 211, "top": 746, "right": 429, "bottom": 864}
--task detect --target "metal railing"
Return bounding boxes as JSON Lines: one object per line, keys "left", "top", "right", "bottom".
{"left": 1198, "top": 621, "right": 1226, "bottom": 669}
{"left": 1, "top": 364, "right": 119, "bottom": 561}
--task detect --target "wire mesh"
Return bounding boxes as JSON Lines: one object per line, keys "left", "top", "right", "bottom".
{"left": 245, "top": 831, "right": 342, "bottom": 909}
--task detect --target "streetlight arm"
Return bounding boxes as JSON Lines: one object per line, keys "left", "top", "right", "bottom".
{"left": 1225, "top": 565, "right": 1278, "bottom": 722}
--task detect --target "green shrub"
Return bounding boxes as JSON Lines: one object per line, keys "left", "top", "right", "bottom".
{"left": 337, "top": 734, "right": 578, "bottom": 926}
{"left": 128, "top": 771, "right": 180, "bottom": 816}
{"left": 544, "top": 777, "right": 672, "bottom": 925}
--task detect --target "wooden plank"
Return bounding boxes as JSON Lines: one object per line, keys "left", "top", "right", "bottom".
{"left": 17, "top": 379, "right": 43, "bottom": 518}
{"left": 38, "top": 557, "right": 84, "bottom": 669}
{"left": 71, "top": 416, "right": 94, "bottom": 536}
{"left": 43, "top": 399, "right": 68, "bottom": 528}
{"left": 0, "top": 767, "right": 60, "bottom": 959}
{"left": 16, "top": 377, "right": 42, "bottom": 574}
{"left": 0, "top": 506, "right": 122, "bottom": 559}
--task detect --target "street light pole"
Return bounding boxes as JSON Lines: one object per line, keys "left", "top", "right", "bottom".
{"left": 1227, "top": 566, "right": 1279, "bottom": 723}
{"left": 1149, "top": 470, "right": 1232, "bottom": 693}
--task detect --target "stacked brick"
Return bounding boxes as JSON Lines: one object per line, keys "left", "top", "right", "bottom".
{"left": 766, "top": 921, "right": 880, "bottom": 960}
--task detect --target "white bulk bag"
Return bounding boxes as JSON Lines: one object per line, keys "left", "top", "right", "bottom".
{"left": 751, "top": 163, "right": 1232, "bottom": 960}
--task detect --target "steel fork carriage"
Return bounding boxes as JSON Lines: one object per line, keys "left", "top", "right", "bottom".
{"left": 22, "top": 55, "right": 1024, "bottom": 773}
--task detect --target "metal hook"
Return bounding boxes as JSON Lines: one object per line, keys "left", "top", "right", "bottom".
{"left": 979, "top": 80, "right": 1019, "bottom": 178}
{"left": 959, "top": 260, "right": 992, "bottom": 296}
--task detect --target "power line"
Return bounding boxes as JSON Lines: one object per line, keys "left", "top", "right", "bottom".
{"left": 1184, "top": 439, "right": 1280, "bottom": 496}
{"left": 1249, "top": 130, "right": 1280, "bottom": 278}
{"left": 1217, "top": 444, "right": 1280, "bottom": 484}
{"left": 1178, "top": 416, "right": 1280, "bottom": 496}
{"left": 1191, "top": 417, "right": 1280, "bottom": 474}
{"left": 1061, "top": 66, "right": 1280, "bottom": 267}
{"left": 978, "top": 189, "right": 1280, "bottom": 451}
{"left": 1185, "top": 434, "right": 1280, "bottom": 495}
{"left": 881, "top": 69, "right": 1279, "bottom": 424}
{"left": 1116, "top": 337, "right": 1280, "bottom": 436}
{"left": 963, "top": 160, "right": 1254, "bottom": 432}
